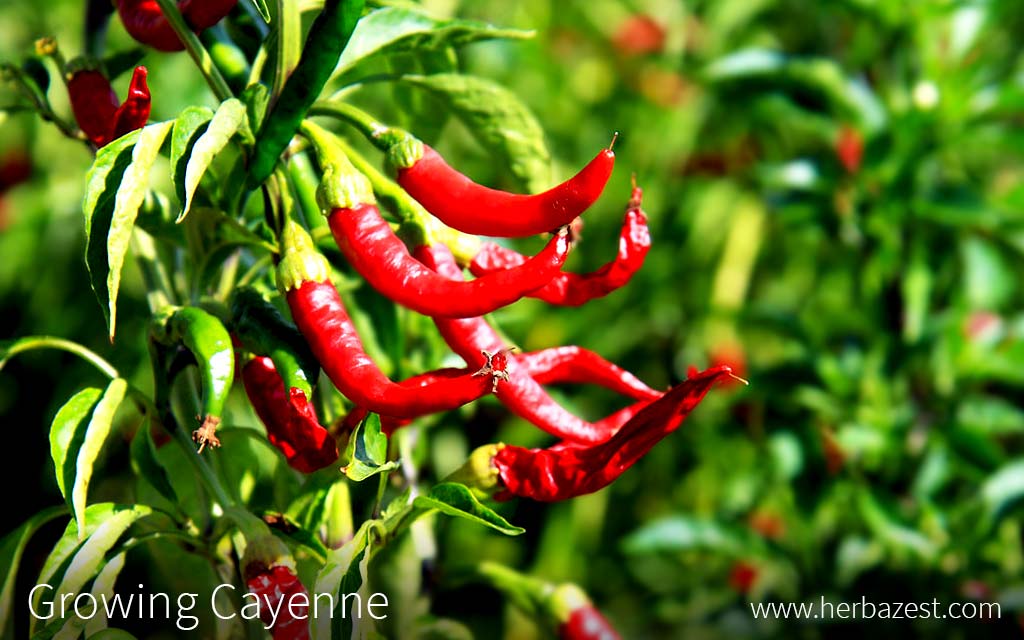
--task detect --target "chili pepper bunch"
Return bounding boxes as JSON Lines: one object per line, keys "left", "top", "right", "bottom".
{"left": 2, "top": 2, "right": 739, "bottom": 637}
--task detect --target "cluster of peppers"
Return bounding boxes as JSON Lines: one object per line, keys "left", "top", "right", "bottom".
{"left": 53, "top": 2, "right": 735, "bottom": 636}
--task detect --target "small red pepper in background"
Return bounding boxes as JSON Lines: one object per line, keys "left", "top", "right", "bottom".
{"left": 728, "top": 561, "right": 759, "bottom": 594}
{"left": 836, "top": 125, "right": 864, "bottom": 174}
{"left": 242, "top": 535, "right": 311, "bottom": 640}
{"left": 241, "top": 356, "right": 338, "bottom": 473}
{"left": 422, "top": 243, "right": 657, "bottom": 444}
{"left": 115, "top": 0, "right": 238, "bottom": 52}
{"left": 468, "top": 183, "right": 650, "bottom": 306}
{"left": 390, "top": 133, "right": 616, "bottom": 238}
{"left": 611, "top": 14, "right": 667, "bottom": 57}
{"left": 67, "top": 65, "right": 151, "bottom": 148}
{"left": 450, "top": 366, "right": 730, "bottom": 502}
{"left": 277, "top": 221, "right": 509, "bottom": 419}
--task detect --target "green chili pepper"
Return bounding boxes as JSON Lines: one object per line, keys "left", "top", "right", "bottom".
{"left": 230, "top": 286, "right": 319, "bottom": 397}
{"left": 246, "top": 0, "right": 365, "bottom": 188}
{"left": 151, "top": 306, "right": 235, "bottom": 452}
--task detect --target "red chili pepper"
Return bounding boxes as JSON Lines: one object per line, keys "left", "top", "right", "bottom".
{"left": 489, "top": 366, "right": 731, "bottom": 501}
{"left": 277, "top": 221, "right": 509, "bottom": 419}
{"left": 241, "top": 356, "right": 338, "bottom": 473}
{"left": 421, "top": 243, "right": 655, "bottom": 444}
{"left": 517, "top": 346, "right": 660, "bottom": 401}
{"left": 115, "top": 0, "right": 238, "bottom": 52}
{"left": 392, "top": 136, "right": 616, "bottom": 238}
{"left": 468, "top": 184, "right": 650, "bottom": 306}
{"left": 328, "top": 202, "right": 571, "bottom": 317}
{"left": 245, "top": 564, "right": 311, "bottom": 640}
{"left": 561, "top": 603, "right": 622, "bottom": 640}
{"left": 67, "top": 65, "right": 150, "bottom": 148}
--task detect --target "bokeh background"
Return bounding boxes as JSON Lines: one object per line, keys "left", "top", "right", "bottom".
{"left": 4, "top": 0, "right": 1024, "bottom": 638}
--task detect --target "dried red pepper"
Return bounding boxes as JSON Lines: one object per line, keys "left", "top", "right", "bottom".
{"left": 277, "top": 221, "right": 509, "bottom": 419}
{"left": 301, "top": 122, "right": 572, "bottom": 317}
{"left": 241, "top": 356, "right": 338, "bottom": 473}
{"left": 421, "top": 243, "right": 656, "bottom": 444}
{"left": 468, "top": 183, "right": 650, "bottom": 306}
{"left": 454, "top": 366, "right": 729, "bottom": 502}
{"left": 115, "top": 0, "right": 238, "bottom": 52}
{"left": 387, "top": 131, "right": 616, "bottom": 238}
{"left": 67, "top": 65, "right": 150, "bottom": 148}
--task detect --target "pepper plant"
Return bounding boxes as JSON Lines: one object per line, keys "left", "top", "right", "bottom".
{"left": 0, "top": 1, "right": 732, "bottom": 638}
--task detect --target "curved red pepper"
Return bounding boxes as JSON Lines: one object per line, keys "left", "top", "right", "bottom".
{"left": 115, "top": 0, "right": 238, "bottom": 52}
{"left": 517, "top": 346, "right": 660, "bottom": 401}
{"left": 241, "top": 356, "right": 338, "bottom": 473}
{"left": 328, "top": 202, "right": 571, "bottom": 317}
{"left": 68, "top": 66, "right": 150, "bottom": 148}
{"left": 469, "top": 185, "right": 650, "bottom": 306}
{"left": 396, "top": 143, "right": 615, "bottom": 238}
{"left": 420, "top": 244, "right": 655, "bottom": 444}
{"left": 278, "top": 222, "right": 509, "bottom": 420}
{"left": 560, "top": 605, "right": 622, "bottom": 640}
{"left": 491, "top": 366, "right": 731, "bottom": 501}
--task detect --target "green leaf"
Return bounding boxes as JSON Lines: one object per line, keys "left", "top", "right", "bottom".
{"left": 287, "top": 477, "right": 353, "bottom": 549}
{"left": 0, "top": 506, "right": 67, "bottom": 639}
{"left": 336, "top": 7, "right": 532, "bottom": 74}
{"left": 341, "top": 414, "right": 400, "bottom": 482}
{"left": 50, "top": 388, "right": 103, "bottom": 500}
{"left": 86, "top": 629, "right": 139, "bottom": 639}
{"left": 55, "top": 551, "right": 126, "bottom": 640}
{"left": 248, "top": 0, "right": 271, "bottom": 23}
{"left": 857, "top": 490, "right": 937, "bottom": 560}
{"left": 413, "top": 483, "right": 524, "bottom": 536}
{"left": 622, "top": 515, "right": 758, "bottom": 555}
{"left": 399, "top": 74, "right": 551, "bottom": 192}
{"left": 178, "top": 98, "right": 248, "bottom": 223}
{"left": 73, "top": 379, "right": 128, "bottom": 538}
{"left": 105, "top": 121, "right": 173, "bottom": 338}
{"left": 982, "top": 460, "right": 1024, "bottom": 524}
{"left": 83, "top": 132, "right": 140, "bottom": 330}
{"left": 312, "top": 522, "right": 372, "bottom": 640}
{"left": 30, "top": 504, "right": 150, "bottom": 636}
{"left": 170, "top": 106, "right": 214, "bottom": 205}
{"left": 129, "top": 417, "right": 177, "bottom": 503}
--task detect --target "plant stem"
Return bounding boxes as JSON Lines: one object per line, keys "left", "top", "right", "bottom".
{"left": 0, "top": 336, "right": 119, "bottom": 379}
{"left": 152, "top": 0, "right": 234, "bottom": 102}
{"left": 309, "top": 100, "right": 389, "bottom": 145}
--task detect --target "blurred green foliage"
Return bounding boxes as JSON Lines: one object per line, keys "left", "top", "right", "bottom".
{"left": 4, "top": 0, "right": 1024, "bottom": 638}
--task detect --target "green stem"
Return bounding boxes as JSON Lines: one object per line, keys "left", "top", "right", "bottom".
{"left": 288, "top": 151, "right": 327, "bottom": 230}
{"left": 330, "top": 136, "right": 422, "bottom": 223}
{"left": 170, "top": 418, "right": 235, "bottom": 508}
{"left": 372, "top": 470, "right": 388, "bottom": 519}
{"left": 236, "top": 254, "right": 274, "bottom": 289}
{"left": 309, "top": 100, "right": 390, "bottom": 147}
{"left": 0, "top": 336, "right": 119, "bottom": 378}
{"left": 152, "top": 0, "right": 234, "bottom": 102}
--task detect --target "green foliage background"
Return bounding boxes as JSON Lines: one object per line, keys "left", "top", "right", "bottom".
{"left": 3, "top": 0, "right": 1024, "bottom": 638}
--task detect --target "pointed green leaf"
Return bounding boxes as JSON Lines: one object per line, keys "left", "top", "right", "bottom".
{"left": 982, "top": 460, "right": 1024, "bottom": 524}
{"left": 170, "top": 106, "right": 214, "bottom": 205}
{"left": 312, "top": 522, "right": 373, "bottom": 640}
{"left": 622, "top": 515, "right": 760, "bottom": 555}
{"left": 337, "top": 7, "right": 532, "bottom": 74}
{"left": 248, "top": 0, "right": 271, "bottom": 23}
{"left": 178, "top": 98, "right": 248, "bottom": 223}
{"left": 129, "top": 417, "right": 177, "bottom": 503}
{"left": 72, "top": 378, "right": 128, "bottom": 538}
{"left": 413, "top": 483, "right": 524, "bottom": 536}
{"left": 55, "top": 551, "right": 126, "bottom": 640}
{"left": 84, "top": 132, "right": 140, "bottom": 329}
{"left": 106, "top": 121, "right": 173, "bottom": 338}
{"left": 30, "top": 504, "right": 149, "bottom": 636}
{"left": 341, "top": 414, "right": 400, "bottom": 482}
{"left": 400, "top": 74, "right": 551, "bottom": 192}
{"left": 0, "top": 506, "right": 67, "bottom": 639}
{"left": 50, "top": 388, "right": 104, "bottom": 500}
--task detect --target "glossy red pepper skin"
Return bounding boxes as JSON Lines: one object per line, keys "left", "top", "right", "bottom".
{"left": 421, "top": 244, "right": 653, "bottom": 444}
{"left": 469, "top": 186, "right": 650, "bottom": 306}
{"left": 560, "top": 605, "right": 622, "bottom": 640}
{"left": 491, "top": 366, "right": 731, "bottom": 502}
{"left": 115, "top": 0, "right": 237, "bottom": 52}
{"left": 67, "top": 66, "right": 150, "bottom": 148}
{"left": 241, "top": 356, "right": 338, "bottom": 473}
{"left": 517, "top": 346, "right": 660, "bottom": 401}
{"left": 329, "top": 203, "right": 571, "bottom": 317}
{"left": 279, "top": 221, "right": 508, "bottom": 419}
{"left": 246, "top": 564, "right": 311, "bottom": 640}
{"left": 397, "top": 144, "right": 615, "bottom": 238}
{"left": 66, "top": 70, "right": 120, "bottom": 147}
